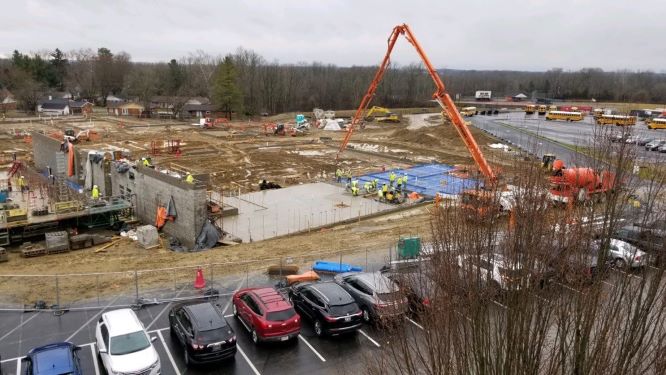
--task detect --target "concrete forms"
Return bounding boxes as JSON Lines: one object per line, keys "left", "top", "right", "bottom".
{"left": 221, "top": 182, "right": 395, "bottom": 243}
{"left": 356, "top": 163, "right": 480, "bottom": 197}
{"left": 111, "top": 165, "right": 207, "bottom": 249}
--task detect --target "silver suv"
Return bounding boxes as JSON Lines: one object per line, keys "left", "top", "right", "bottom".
{"left": 334, "top": 271, "right": 408, "bottom": 322}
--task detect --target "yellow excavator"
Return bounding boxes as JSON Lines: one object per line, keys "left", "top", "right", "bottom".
{"left": 364, "top": 106, "right": 400, "bottom": 123}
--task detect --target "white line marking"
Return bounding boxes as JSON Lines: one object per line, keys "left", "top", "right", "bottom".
{"left": 224, "top": 314, "right": 234, "bottom": 318}
{"left": 491, "top": 299, "right": 508, "bottom": 309}
{"left": 65, "top": 296, "right": 120, "bottom": 341}
{"left": 554, "top": 281, "right": 580, "bottom": 294}
{"left": 146, "top": 288, "right": 186, "bottom": 329}
{"left": 16, "top": 357, "right": 21, "bottom": 375}
{"left": 602, "top": 280, "right": 615, "bottom": 288}
{"left": 90, "top": 344, "right": 100, "bottom": 375}
{"left": 222, "top": 279, "right": 245, "bottom": 314}
{"left": 648, "top": 265, "right": 659, "bottom": 271}
{"left": 237, "top": 344, "right": 261, "bottom": 375}
{"left": 0, "top": 313, "right": 40, "bottom": 342}
{"left": 157, "top": 330, "right": 181, "bottom": 375}
{"left": 298, "top": 335, "right": 326, "bottom": 362}
{"left": 405, "top": 317, "right": 424, "bottom": 330}
{"left": 358, "top": 329, "right": 381, "bottom": 347}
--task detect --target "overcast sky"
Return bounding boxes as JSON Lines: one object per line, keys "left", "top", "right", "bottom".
{"left": 2, "top": 0, "right": 665, "bottom": 72}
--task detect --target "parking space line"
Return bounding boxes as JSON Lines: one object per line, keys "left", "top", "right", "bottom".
{"left": 65, "top": 296, "right": 120, "bottom": 342}
{"left": 224, "top": 314, "right": 234, "bottom": 318}
{"left": 0, "top": 312, "right": 40, "bottom": 342}
{"left": 16, "top": 357, "right": 21, "bottom": 375}
{"left": 614, "top": 269, "right": 643, "bottom": 280}
{"left": 648, "top": 265, "right": 659, "bottom": 271}
{"left": 405, "top": 317, "right": 424, "bottom": 330}
{"left": 90, "top": 344, "right": 100, "bottom": 375}
{"left": 491, "top": 299, "right": 508, "bottom": 310}
{"left": 237, "top": 344, "right": 261, "bottom": 375}
{"left": 156, "top": 330, "right": 181, "bottom": 375}
{"left": 602, "top": 280, "right": 615, "bottom": 288}
{"left": 298, "top": 335, "right": 326, "bottom": 362}
{"left": 221, "top": 279, "right": 245, "bottom": 315}
{"left": 146, "top": 287, "right": 191, "bottom": 330}
{"left": 358, "top": 329, "right": 381, "bottom": 347}
{"left": 553, "top": 281, "right": 580, "bottom": 294}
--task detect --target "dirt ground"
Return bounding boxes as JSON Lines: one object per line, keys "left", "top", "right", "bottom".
{"left": 0, "top": 109, "right": 519, "bottom": 302}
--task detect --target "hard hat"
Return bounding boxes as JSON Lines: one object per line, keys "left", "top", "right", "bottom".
{"left": 93, "top": 185, "right": 98, "bottom": 188}
{"left": 20, "top": 175, "right": 24, "bottom": 178}
{"left": 187, "top": 172, "right": 191, "bottom": 175}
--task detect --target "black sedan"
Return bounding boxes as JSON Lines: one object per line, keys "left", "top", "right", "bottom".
{"left": 289, "top": 282, "right": 363, "bottom": 336}
{"left": 169, "top": 302, "right": 236, "bottom": 366}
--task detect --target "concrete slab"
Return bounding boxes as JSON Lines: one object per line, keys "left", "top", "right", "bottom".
{"left": 221, "top": 182, "right": 395, "bottom": 242}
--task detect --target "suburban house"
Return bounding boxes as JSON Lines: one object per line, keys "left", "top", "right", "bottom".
{"left": 69, "top": 100, "right": 94, "bottom": 115}
{"left": 182, "top": 103, "right": 217, "bottom": 118}
{"left": 106, "top": 94, "right": 125, "bottom": 104}
{"left": 149, "top": 96, "right": 213, "bottom": 118}
{"left": 512, "top": 93, "right": 528, "bottom": 101}
{"left": 37, "top": 99, "right": 70, "bottom": 115}
{"left": 150, "top": 96, "right": 177, "bottom": 118}
{"left": 107, "top": 102, "right": 145, "bottom": 117}
{"left": 1, "top": 89, "right": 17, "bottom": 111}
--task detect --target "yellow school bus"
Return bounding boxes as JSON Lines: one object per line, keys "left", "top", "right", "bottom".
{"left": 596, "top": 114, "right": 636, "bottom": 126}
{"left": 592, "top": 108, "right": 605, "bottom": 118}
{"left": 545, "top": 111, "right": 584, "bottom": 122}
{"left": 646, "top": 117, "right": 666, "bottom": 129}
{"left": 525, "top": 104, "right": 536, "bottom": 114}
{"left": 537, "top": 105, "right": 547, "bottom": 115}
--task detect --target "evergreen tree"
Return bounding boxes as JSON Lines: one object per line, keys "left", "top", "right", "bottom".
{"left": 212, "top": 56, "right": 243, "bottom": 119}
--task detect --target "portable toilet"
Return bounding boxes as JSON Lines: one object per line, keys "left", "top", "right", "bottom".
{"left": 397, "top": 236, "right": 421, "bottom": 259}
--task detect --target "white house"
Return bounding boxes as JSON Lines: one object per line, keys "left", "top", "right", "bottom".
{"left": 38, "top": 99, "right": 70, "bottom": 116}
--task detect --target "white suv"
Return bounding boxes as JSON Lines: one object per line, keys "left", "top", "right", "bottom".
{"left": 95, "top": 309, "right": 160, "bottom": 375}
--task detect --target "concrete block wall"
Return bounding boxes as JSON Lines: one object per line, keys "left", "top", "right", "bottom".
{"left": 111, "top": 165, "right": 207, "bottom": 249}
{"left": 31, "top": 132, "right": 80, "bottom": 181}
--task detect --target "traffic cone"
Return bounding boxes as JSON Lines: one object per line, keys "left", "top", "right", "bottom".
{"left": 194, "top": 267, "right": 206, "bottom": 289}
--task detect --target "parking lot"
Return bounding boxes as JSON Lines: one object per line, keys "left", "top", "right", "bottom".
{"left": 0, "top": 279, "right": 411, "bottom": 375}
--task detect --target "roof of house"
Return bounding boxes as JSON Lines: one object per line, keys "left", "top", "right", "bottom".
{"left": 185, "top": 97, "right": 211, "bottom": 105}
{"left": 40, "top": 100, "right": 69, "bottom": 110}
{"left": 182, "top": 103, "right": 216, "bottom": 112}
{"left": 69, "top": 100, "right": 91, "bottom": 108}
{"left": 513, "top": 93, "right": 528, "bottom": 98}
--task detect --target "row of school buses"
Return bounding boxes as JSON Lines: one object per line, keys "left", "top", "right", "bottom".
{"left": 524, "top": 104, "right": 666, "bottom": 128}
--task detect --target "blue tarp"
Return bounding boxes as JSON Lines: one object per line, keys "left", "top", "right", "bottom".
{"left": 355, "top": 163, "right": 481, "bottom": 198}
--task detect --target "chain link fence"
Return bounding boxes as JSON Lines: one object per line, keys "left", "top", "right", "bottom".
{"left": 0, "top": 238, "right": 423, "bottom": 312}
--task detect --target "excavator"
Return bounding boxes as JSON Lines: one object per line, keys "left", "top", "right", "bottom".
{"left": 336, "top": 24, "right": 495, "bottom": 183}
{"left": 364, "top": 106, "right": 400, "bottom": 123}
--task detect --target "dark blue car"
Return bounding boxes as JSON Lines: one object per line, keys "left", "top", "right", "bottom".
{"left": 23, "top": 342, "right": 82, "bottom": 375}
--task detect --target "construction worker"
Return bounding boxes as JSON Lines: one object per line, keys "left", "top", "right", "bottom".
{"left": 346, "top": 169, "right": 352, "bottom": 184}
{"left": 402, "top": 174, "right": 409, "bottom": 186}
{"left": 335, "top": 168, "right": 342, "bottom": 183}
{"left": 351, "top": 185, "right": 359, "bottom": 197}
{"left": 389, "top": 171, "right": 396, "bottom": 187}
{"left": 185, "top": 172, "right": 194, "bottom": 184}
{"left": 396, "top": 176, "right": 403, "bottom": 192}
{"left": 386, "top": 190, "right": 394, "bottom": 203}
{"left": 372, "top": 178, "right": 378, "bottom": 191}
{"left": 91, "top": 185, "right": 100, "bottom": 200}
{"left": 377, "top": 187, "right": 384, "bottom": 202}
{"left": 364, "top": 181, "right": 372, "bottom": 193}
{"left": 141, "top": 157, "right": 151, "bottom": 167}
{"left": 382, "top": 183, "right": 388, "bottom": 197}
{"left": 18, "top": 175, "right": 26, "bottom": 192}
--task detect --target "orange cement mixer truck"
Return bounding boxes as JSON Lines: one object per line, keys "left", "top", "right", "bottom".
{"left": 548, "top": 161, "right": 616, "bottom": 204}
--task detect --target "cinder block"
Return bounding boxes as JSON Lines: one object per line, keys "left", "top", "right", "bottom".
{"left": 45, "top": 231, "right": 70, "bottom": 253}
{"left": 70, "top": 234, "right": 94, "bottom": 250}
{"left": 92, "top": 234, "right": 112, "bottom": 245}
{"left": 136, "top": 225, "right": 159, "bottom": 249}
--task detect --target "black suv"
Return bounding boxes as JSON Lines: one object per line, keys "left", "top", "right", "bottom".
{"left": 289, "top": 282, "right": 363, "bottom": 336}
{"left": 168, "top": 302, "right": 236, "bottom": 366}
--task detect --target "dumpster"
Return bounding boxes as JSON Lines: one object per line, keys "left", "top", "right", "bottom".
{"left": 397, "top": 236, "right": 421, "bottom": 259}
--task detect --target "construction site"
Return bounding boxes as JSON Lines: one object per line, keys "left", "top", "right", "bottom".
{"left": 1, "top": 15, "right": 666, "bottom": 375}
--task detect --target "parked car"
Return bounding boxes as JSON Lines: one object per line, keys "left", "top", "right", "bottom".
{"left": 456, "top": 253, "right": 551, "bottom": 292}
{"left": 95, "top": 309, "right": 160, "bottom": 375}
{"left": 615, "top": 224, "right": 665, "bottom": 264}
{"left": 384, "top": 271, "right": 437, "bottom": 312}
{"left": 333, "top": 271, "right": 408, "bottom": 323}
{"left": 549, "top": 248, "right": 600, "bottom": 284}
{"left": 593, "top": 239, "right": 648, "bottom": 269}
{"left": 232, "top": 287, "right": 300, "bottom": 344}
{"left": 168, "top": 302, "right": 236, "bottom": 366}
{"left": 658, "top": 145, "right": 666, "bottom": 153}
{"left": 23, "top": 342, "right": 82, "bottom": 375}
{"left": 289, "top": 282, "right": 363, "bottom": 336}
{"left": 635, "top": 137, "right": 654, "bottom": 146}
{"left": 645, "top": 139, "right": 666, "bottom": 151}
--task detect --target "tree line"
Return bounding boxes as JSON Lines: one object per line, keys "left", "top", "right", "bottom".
{"left": 1, "top": 47, "right": 665, "bottom": 115}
